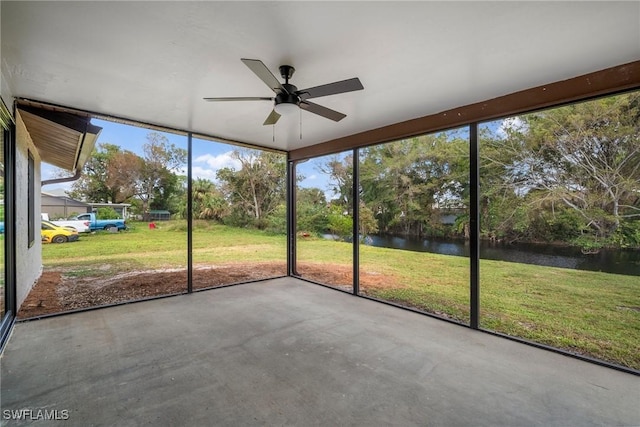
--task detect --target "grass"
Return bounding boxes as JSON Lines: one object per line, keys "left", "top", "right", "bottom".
{"left": 42, "top": 220, "right": 286, "bottom": 272}
{"left": 42, "top": 221, "right": 640, "bottom": 370}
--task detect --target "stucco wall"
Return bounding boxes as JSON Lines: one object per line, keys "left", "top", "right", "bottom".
{"left": 15, "top": 111, "right": 42, "bottom": 310}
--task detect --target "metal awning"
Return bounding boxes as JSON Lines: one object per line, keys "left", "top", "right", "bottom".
{"left": 16, "top": 101, "right": 101, "bottom": 173}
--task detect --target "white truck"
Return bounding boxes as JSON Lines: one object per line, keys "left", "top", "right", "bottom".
{"left": 41, "top": 213, "right": 91, "bottom": 233}
{"left": 42, "top": 212, "right": 127, "bottom": 233}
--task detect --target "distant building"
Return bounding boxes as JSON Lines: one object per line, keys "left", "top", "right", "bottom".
{"left": 88, "top": 202, "right": 131, "bottom": 219}
{"left": 148, "top": 210, "right": 171, "bottom": 221}
{"left": 41, "top": 192, "right": 91, "bottom": 219}
{"left": 41, "top": 192, "right": 131, "bottom": 219}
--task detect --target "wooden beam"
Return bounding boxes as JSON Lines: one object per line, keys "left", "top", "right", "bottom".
{"left": 289, "top": 60, "right": 640, "bottom": 161}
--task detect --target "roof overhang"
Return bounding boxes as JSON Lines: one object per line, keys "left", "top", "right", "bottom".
{"left": 16, "top": 100, "right": 102, "bottom": 173}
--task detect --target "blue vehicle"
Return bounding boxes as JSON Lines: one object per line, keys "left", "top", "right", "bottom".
{"left": 74, "top": 213, "right": 127, "bottom": 232}
{"left": 0, "top": 212, "right": 126, "bottom": 234}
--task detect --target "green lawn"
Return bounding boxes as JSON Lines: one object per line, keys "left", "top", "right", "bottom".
{"left": 42, "top": 220, "right": 286, "bottom": 273}
{"left": 42, "top": 221, "right": 640, "bottom": 370}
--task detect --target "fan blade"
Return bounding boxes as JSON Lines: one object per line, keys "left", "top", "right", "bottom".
{"left": 203, "top": 97, "right": 273, "bottom": 102}
{"left": 297, "top": 77, "right": 363, "bottom": 100}
{"left": 263, "top": 109, "right": 281, "bottom": 126}
{"left": 241, "top": 59, "right": 288, "bottom": 94}
{"left": 299, "top": 101, "right": 346, "bottom": 122}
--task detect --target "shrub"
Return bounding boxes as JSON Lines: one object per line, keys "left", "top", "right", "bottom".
{"left": 327, "top": 205, "right": 353, "bottom": 241}
{"left": 96, "top": 207, "right": 120, "bottom": 219}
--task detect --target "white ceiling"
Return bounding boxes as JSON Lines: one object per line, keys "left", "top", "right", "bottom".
{"left": 2, "top": 1, "right": 639, "bottom": 152}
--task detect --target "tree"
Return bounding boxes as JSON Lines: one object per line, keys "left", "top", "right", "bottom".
{"left": 191, "top": 178, "right": 228, "bottom": 221}
{"left": 69, "top": 143, "right": 128, "bottom": 203}
{"left": 296, "top": 205, "right": 329, "bottom": 235}
{"left": 296, "top": 187, "right": 329, "bottom": 235}
{"left": 358, "top": 202, "right": 379, "bottom": 237}
{"left": 297, "top": 187, "right": 326, "bottom": 206}
{"left": 359, "top": 134, "right": 468, "bottom": 237}
{"left": 327, "top": 204, "right": 352, "bottom": 240}
{"left": 133, "top": 132, "right": 187, "bottom": 219}
{"left": 484, "top": 92, "right": 640, "bottom": 246}
{"left": 216, "top": 149, "right": 286, "bottom": 228}
{"left": 71, "top": 134, "right": 187, "bottom": 219}
{"left": 319, "top": 154, "right": 353, "bottom": 211}
{"left": 105, "top": 150, "right": 143, "bottom": 203}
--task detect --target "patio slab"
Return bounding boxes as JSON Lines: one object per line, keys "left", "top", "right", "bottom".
{"left": 1, "top": 277, "right": 638, "bottom": 426}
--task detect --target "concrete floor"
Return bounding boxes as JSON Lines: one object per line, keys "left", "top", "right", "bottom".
{"left": 1, "top": 277, "right": 638, "bottom": 427}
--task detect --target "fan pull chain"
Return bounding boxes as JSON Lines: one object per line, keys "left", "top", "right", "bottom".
{"left": 299, "top": 108, "right": 303, "bottom": 140}
{"left": 273, "top": 124, "right": 275, "bottom": 143}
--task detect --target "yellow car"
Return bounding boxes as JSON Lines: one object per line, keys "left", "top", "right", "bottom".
{"left": 41, "top": 220, "right": 79, "bottom": 244}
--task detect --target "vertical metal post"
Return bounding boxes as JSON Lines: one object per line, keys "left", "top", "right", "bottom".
{"left": 287, "top": 158, "right": 297, "bottom": 276}
{"left": 187, "top": 133, "right": 193, "bottom": 293}
{"left": 352, "top": 148, "right": 360, "bottom": 295}
{"left": 0, "top": 123, "right": 16, "bottom": 349}
{"left": 5, "top": 123, "right": 16, "bottom": 317}
{"left": 469, "top": 123, "right": 480, "bottom": 329}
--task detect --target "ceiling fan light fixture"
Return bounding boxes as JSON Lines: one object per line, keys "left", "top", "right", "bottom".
{"left": 274, "top": 102, "right": 298, "bottom": 116}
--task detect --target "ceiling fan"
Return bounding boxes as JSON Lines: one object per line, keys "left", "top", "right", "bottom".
{"left": 204, "top": 58, "right": 364, "bottom": 125}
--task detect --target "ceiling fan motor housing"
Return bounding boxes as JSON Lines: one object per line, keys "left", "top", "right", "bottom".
{"left": 276, "top": 83, "right": 300, "bottom": 106}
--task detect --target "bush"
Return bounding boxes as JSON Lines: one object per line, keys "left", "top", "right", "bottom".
{"left": 296, "top": 202, "right": 329, "bottom": 235}
{"left": 546, "top": 209, "right": 584, "bottom": 242}
{"left": 327, "top": 205, "right": 352, "bottom": 241}
{"left": 96, "top": 207, "right": 120, "bottom": 220}
{"left": 611, "top": 221, "right": 640, "bottom": 249}
{"left": 265, "top": 204, "right": 287, "bottom": 234}
{"left": 571, "top": 235, "right": 606, "bottom": 252}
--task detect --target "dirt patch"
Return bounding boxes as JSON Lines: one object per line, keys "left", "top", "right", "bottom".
{"left": 19, "top": 271, "right": 63, "bottom": 316}
{"left": 617, "top": 305, "right": 640, "bottom": 313}
{"left": 18, "top": 262, "right": 399, "bottom": 318}
{"left": 296, "top": 264, "right": 397, "bottom": 292}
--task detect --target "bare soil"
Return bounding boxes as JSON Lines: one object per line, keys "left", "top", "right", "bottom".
{"left": 18, "top": 262, "right": 398, "bottom": 318}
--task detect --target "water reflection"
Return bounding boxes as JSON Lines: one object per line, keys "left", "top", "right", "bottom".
{"left": 361, "top": 235, "right": 640, "bottom": 276}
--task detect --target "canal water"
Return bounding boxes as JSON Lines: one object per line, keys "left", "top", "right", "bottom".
{"left": 361, "top": 235, "right": 640, "bottom": 276}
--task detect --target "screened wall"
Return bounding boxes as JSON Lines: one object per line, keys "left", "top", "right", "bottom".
{"left": 291, "top": 90, "right": 640, "bottom": 372}
{"left": 358, "top": 128, "right": 470, "bottom": 324}
{"left": 294, "top": 152, "right": 353, "bottom": 291}
{"left": 1, "top": 120, "right": 6, "bottom": 321}
{"left": 18, "top": 122, "right": 287, "bottom": 318}
{"left": 190, "top": 138, "right": 287, "bottom": 290}
{"left": 7, "top": 88, "right": 639, "bottom": 373}
{"left": 0, "top": 96, "right": 15, "bottom": 352}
